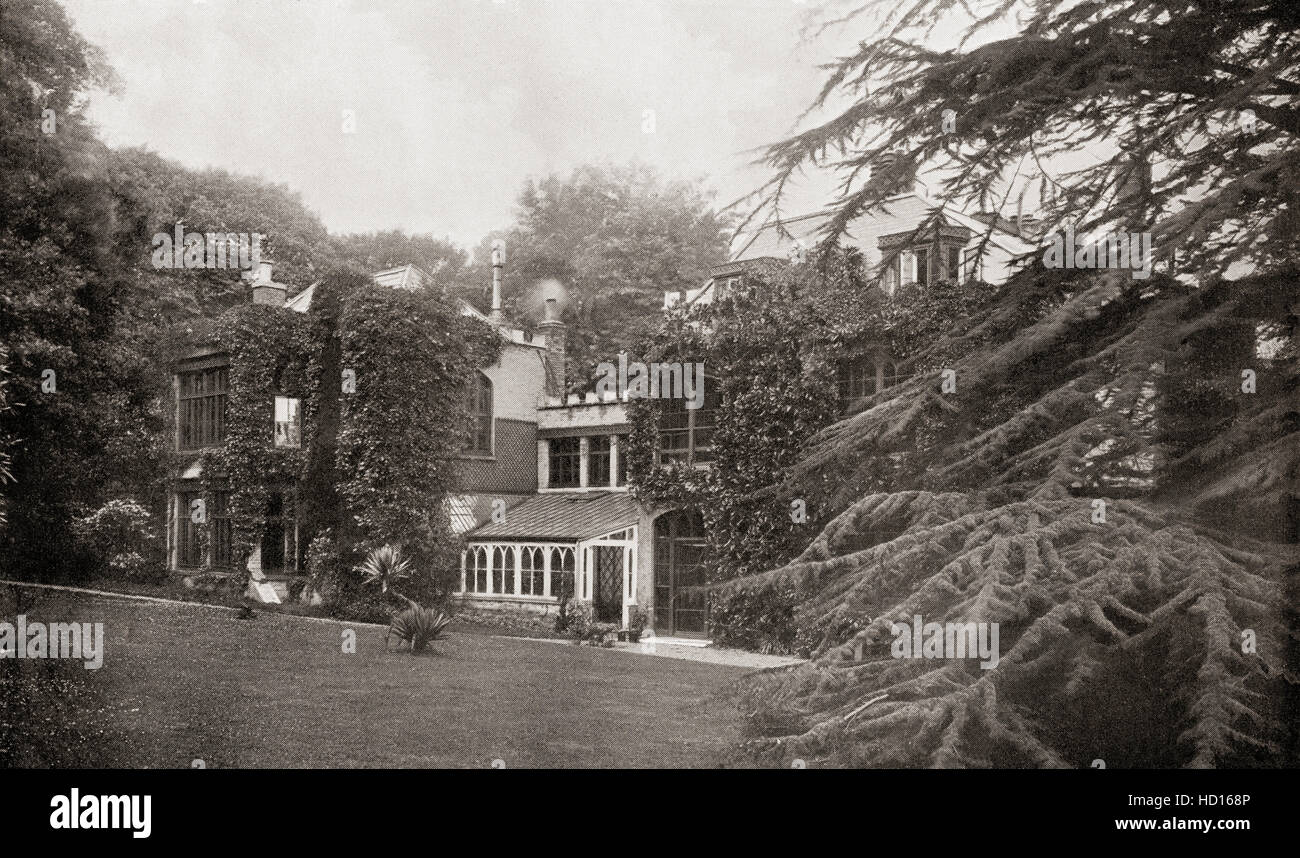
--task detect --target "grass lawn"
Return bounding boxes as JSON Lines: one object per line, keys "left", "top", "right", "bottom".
{"left": 0, "top": 587, "right": 751, "bottom": 768}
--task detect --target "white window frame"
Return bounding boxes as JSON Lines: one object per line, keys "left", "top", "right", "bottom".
{"left": 899, "top": 250, "right": 917, "bottom": 285}
{"left": 273, "top": 395, "right": 301, "bottom": 448}
{"left": 959, "top": 246, "right": 982, "bottom": 283}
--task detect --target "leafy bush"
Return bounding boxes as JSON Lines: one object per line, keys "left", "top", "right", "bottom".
{"left": 305, "top": 530, "right": 344, "bottom": 602}
{"left": 553, "top": 593, "right": 573, "bottom": 633}
{"left": 564, "top": 600, "right": 593, "bottom": 644}
{"left": 386, "top": 606, "right": 452, "bottom": 653}
{"left": 105, "top": 551, "right": 166, "bottom": 585}
{"left": 710, "top": 582, "right": 802, "bottom": 656}
{"left": 286, "top": 578, "right": 309, "bottom": 603}
{"left": 306, "top": 530, "right": 386, "bottom": 622}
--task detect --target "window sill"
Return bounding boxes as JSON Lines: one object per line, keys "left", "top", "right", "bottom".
{"left": 457, "top": 592, "right": 560, "bottom": 603}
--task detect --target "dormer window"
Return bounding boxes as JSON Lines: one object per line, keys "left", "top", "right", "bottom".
{"left": 878, "top": 222, "right": 973, "bottom": 293}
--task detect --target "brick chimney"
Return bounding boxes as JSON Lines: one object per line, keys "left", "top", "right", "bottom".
{"left": 536, "top": 297, "right": 566, "bottom": 398}
{"left": 249, "top": 260, "right": 286, "bottom": 307}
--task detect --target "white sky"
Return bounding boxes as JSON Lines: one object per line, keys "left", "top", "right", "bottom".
{"left": 64, "top": 0, "right": 864, "bottom": 248}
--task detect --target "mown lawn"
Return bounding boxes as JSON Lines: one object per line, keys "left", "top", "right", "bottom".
{"left": 0, "top": 587, "right": 748, "bottom": 768}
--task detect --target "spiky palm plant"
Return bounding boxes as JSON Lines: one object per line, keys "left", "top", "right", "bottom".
{"left": 356, "top": 545, "right": 413, "bottom": 603}
{"left": 386, "top": 606, "right": 452, "bottom": 653}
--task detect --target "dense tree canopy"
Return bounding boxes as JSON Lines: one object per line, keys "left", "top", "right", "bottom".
{"left": 0, "top": 0, "right": 494, "bottom": 583}
{"left": 466, "top": 163, "right": 734, "bottom": 383}
{"left": 0, "top": 0, "right": 145, "bottom": 578}
{"left": 330, "top": 230, "right": 467, "bottom": 295}
{"left": 726, "top": 0, "right": 1300, "bottom": 768}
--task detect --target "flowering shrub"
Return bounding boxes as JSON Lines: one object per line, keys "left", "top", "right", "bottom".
{"left": 71, "top": 498, "right": 160, "bottom": 579}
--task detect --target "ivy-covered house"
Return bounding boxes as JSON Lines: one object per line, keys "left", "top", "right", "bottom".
{"left": 663, "top": 187, "right": 1035, "bottom": 414}
{"left": 165, "top": 195, "right": 1022, "bottom": 641}
{"left": 455, "top": 192, "right": 1037, "bottom": 642}
{"left": 166, "top": 260, "right": 551, "bottom": 603}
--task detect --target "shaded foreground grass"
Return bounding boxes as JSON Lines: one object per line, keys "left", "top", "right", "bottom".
{"left": 0, "top": 587, "right": 748, "bottom": 768}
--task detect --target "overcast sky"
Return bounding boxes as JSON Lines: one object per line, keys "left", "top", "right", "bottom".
{"left": 64, "top": 0, "right": 859, "bottom": 249}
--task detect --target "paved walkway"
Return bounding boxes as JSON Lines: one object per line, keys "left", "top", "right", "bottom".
{"left": 509, "top": 634, "right": 805, "bottom": 670}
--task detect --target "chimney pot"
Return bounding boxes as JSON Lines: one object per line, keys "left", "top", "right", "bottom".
{"left": 489, "top": 241, "right": 504, "bottom": 323}
{"left": 536, "top": 297, "right": 566, "bottom": 397}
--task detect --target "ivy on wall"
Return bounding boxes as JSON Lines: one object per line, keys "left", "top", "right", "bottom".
{"left": 625, "top": 247, "right": 994, "bottom": 652}
{"left": 335, "top": 279, "right": 500, "bottom": 600}
{"left": 185, "top": 268, "right": 500, "bottom": 601}
{"left": 199, "top": 303, "right": 307, "bottom": 586}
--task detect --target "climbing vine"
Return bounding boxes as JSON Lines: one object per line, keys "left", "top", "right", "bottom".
{"left": 625, "top": 247, "right": 976, "bottom": 651}
{"left": 200, "top": 302, "right": 308, "bottom": 588}
{"left": 335, "top": 279, "right": 501, "bottom": 601}
{"left": 183, "top": 269, "right": 499, "bottom": 604}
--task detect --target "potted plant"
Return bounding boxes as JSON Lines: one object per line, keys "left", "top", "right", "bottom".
{"left": 627, "top": 605, "right": 650, "bottom": 643}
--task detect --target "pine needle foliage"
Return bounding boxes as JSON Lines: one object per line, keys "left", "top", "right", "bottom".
{"left": 725, "top": 0, "right": 1299, "bottom": 766}
{"left": 727, "top": 263, "right": 1298, "bottom": 768}
{"left": 748, "top": 0, "right": 1300, "bottom": 280}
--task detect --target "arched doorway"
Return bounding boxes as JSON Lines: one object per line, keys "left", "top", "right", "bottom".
{"left": 653, "top": 510, "right": 707, "bottom": 637}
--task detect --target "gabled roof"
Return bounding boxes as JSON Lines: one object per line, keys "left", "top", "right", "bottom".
{"left": 287, "top": 268, "right": 544, "bottom": 349}
{"left": 371, "top": 264, "right": 427, "bottom": 290}
{"left": 466, "top": 491, "right": 639, "bottom": 542}
{"left": 286, "top": 264, "right": 431, "bottom": 314}
{"left": 285, "top": 283, "right": 316, "bottom": 313}
{"left": 730, "top": 209, "right": 836, "bottom": 261}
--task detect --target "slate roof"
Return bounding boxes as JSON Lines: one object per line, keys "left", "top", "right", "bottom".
{"left": 466, "top": 491, "right": 640, "bottom": 541}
